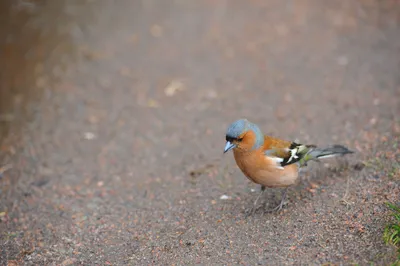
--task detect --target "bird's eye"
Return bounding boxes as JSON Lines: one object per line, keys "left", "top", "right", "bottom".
{"left": 237, "top": 137, "right": 243, "bottom": 142}
{"left": 226, "top": 136, "right": 234, "bottom": 142}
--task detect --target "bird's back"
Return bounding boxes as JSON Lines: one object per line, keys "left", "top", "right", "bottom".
{"left": 263, "top": 135, "right": 291, "bottom": 149}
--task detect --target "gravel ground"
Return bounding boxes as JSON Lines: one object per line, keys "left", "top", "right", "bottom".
{"left": 0, "top": 0, "right": 399, "bottom": 265}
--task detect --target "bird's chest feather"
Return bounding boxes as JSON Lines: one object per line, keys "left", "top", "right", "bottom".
{"left": 233, "top": 149, "right": 299, "bottom": 187}
{"left": 233, "top": 150, "right": 266, "bottom": 177}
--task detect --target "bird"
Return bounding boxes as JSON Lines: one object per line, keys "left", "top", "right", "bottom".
{"left": 223, "top": 118, "right": 354, "bottom": 215}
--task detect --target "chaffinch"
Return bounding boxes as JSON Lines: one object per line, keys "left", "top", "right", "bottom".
{"left": 223, "top": 119, "right": 354, "bottom": 214}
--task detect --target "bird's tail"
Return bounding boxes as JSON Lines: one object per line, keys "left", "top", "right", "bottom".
{"left": 300, "top": 145, "right": 354, "bottom": 166}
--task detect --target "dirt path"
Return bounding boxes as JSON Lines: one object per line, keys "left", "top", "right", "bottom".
{"left": 1, "top": 0, "right": 399, "bottom": 265}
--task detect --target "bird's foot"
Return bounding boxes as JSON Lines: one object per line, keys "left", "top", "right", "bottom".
{"left": 265, "top": 188, "right": 289, "bottom": 213}
{"left": 244, "top": 204, "right": 263, "bottom": 217}
{"left": 264, "top": 201, "right": 285, "bottom": 213}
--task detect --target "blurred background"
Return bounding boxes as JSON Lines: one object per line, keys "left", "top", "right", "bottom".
{"left": 0, "top": 0, "right": 399, "bottom": 264}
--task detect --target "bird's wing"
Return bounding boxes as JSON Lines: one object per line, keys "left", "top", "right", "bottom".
{"left": 263, "top": 136, "right": 316, "bottom": 167}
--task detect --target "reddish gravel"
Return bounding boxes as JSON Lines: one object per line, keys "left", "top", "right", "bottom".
{"left": 0, "top": 0, "right": 399, "bottom": 265}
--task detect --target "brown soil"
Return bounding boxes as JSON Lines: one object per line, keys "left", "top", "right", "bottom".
{"left": 1, "top": 0, "right": 399, "bottom": 265}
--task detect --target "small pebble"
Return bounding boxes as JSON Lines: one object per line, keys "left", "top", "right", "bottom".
{"left": 83, "top": 132, "right": 96, "bottom": 140}
{"left": 164, "top": 80, "right": 184, "bottom": 96}
{"left": 220, "top": 195, "right": 231, "bottom": 200}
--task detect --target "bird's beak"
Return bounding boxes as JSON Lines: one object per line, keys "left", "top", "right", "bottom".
{"left": 224, "top": 141, "right": 236, "bottom": 153}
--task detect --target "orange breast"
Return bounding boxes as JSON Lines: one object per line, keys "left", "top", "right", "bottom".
{"left": 233, "top": 149, "right": 299, "bottom": 188}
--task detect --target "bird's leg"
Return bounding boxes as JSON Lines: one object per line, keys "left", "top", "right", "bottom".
{"left": 265, "top": 187, "right": 289, "bottom": 213}
{"left": 245, "top": 185, "right": 266, "bottom": 216}
{"left": 253, "top": 185, "right": 266, "bottom": 210}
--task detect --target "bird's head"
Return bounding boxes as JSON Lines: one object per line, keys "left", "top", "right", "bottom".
{"left": 224, "top": 119, "right": 264, "bottom": 153}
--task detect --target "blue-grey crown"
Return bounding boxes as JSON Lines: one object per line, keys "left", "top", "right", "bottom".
{"left": 226, "top": 119, "right": 248, "bottom": 139}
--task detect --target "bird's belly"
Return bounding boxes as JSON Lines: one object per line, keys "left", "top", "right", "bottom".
{"left": 251, "top": 166, "right": 298, "bottom": 188}
{"left": 236, "top": 156, "right": 299, "bottom": 188}
{"left": 233, "top": 150, "right": 299, "bottom": 188}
